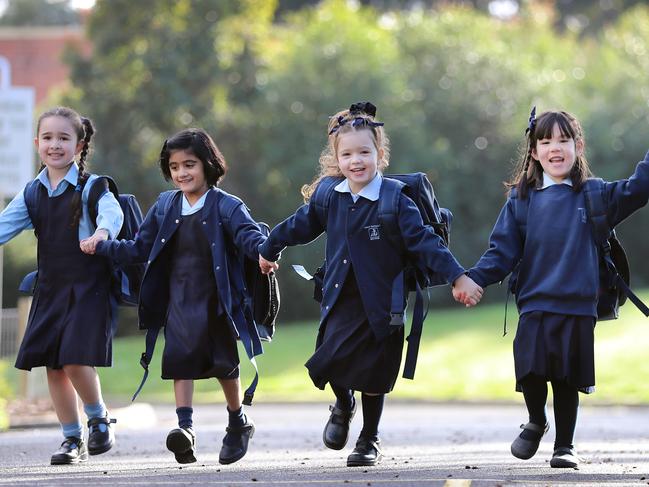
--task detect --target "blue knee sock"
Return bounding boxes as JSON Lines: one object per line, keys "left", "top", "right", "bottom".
{"left": 176, "top": 407, "right": 193, "bottom": 430}
{"left": 84, "top": 401, "right": 108, "bottom": 432}
{"left": 62, "top": 421, "right": 83, "bottom": 440}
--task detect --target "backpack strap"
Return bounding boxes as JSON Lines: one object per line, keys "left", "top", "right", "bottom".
{"left": 310, "top": 176, "right": 342, "bottom": 228}
{"left": 217, "top": 189, "right": 264, "bottom": 405}
{"left": 376, "top": 177, "right": 428, "bottom": 380}
{"left": 23, "top": 179, "right": 42, "bottom": 229}
{"left": 86, "top": 175, "right": 119, "bottom": 228}
{"left": 132, "top": 190, "right": 180, "bottom": 402}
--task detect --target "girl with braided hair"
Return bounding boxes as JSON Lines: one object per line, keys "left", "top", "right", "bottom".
{"left": 259, "top": 102, "right": 481, "bottom": 467}
{"left": 464, "top": 108, "right": 649, "bottom": 468}
{"left": 82, "top": 128, "right": 268, "bottom": 466}
{"left": 0, "top": 106, "right": 124, "bottom": 464}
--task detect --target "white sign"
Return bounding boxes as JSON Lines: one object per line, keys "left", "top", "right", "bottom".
{"left": 0, "top": 87, "right": 35, "bottom": 197}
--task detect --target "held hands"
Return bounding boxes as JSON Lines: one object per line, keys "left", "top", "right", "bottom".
{"left": 452, "top": 274, "right": 484, "bottom": 307}
{"left": 259, "top": 255, "right": 279, "bottom": 275}
{"left": 80, "top": 229, "right": 109, "bottom": 255}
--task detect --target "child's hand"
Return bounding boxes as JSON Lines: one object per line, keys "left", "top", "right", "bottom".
{"left": 452, "top": 274, "right": 483, "bottom": 307}
{"left": 80, "top": 228, "right": 109, "bottom": 255}
{"left": 259, "top": 255, "right": 279, "bottom": 275}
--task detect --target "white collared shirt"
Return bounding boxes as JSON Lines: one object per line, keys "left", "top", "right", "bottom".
{"left": 334, "top": 172, "right": 382, "bottom": 203}
{"left": 181, "top": 190, "right": 209, "bottom": 216}
{"left": 539, "top": 172, "right": 573, "bottom": 190}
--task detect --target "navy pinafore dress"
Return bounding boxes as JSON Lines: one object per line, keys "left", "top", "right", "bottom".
{"left": 161, "top": 211, "right": 239, "bottom": 380}
{"left": 15, "top": 184, "right": 114, "bottom": 370}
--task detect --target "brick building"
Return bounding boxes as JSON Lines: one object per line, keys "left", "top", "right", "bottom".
{"left": 0, "top": 25, "right": 91, "bottom": 105}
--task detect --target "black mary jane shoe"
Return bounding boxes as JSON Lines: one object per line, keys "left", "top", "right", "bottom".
{"left": 87, "top": 416, "right": 117, "bottom": 456}
{"left": 346, "top": 437, "right": 383, "bottom": 467}
{"left": 323, "top": 401, "right": 356, "bottom": 450}
{"left": 50, "top": 437, "right": 88, "bottom": 465}
{"left": 510, "top": 422, "right": 549, "bottom": 460}
{"left": 166, "top": 427, "right": 197, "bottom": 464}
{"left": 219, "top": 417, "right": 255, "bottom": 465}
{"left": 550, "top": 446, "right": 581, "bottom": 468}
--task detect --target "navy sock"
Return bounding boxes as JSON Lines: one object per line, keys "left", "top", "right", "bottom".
{"left": 520, "top": 375, "right": 548, "bottom": 441}
{"left": 227, "top": 406, "right": 245, "bottom": 428}
{"left": 552, "top": 380, "right": 579, "bottom": 449}
{"left": 176, "top": 407, "right": 193, "bottom": 430}
{"left": 331, "top": 383, "right": 354, "bottom": 411}
{"left": 359, "top": 393, "right": 384, "bottom": 442}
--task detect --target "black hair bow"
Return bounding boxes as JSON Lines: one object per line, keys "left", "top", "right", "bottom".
{"left": 525, "top": 106, "right": 537, "bottom": 135}
{"left": 349, "top": 101, "right": 377, "bottom": 117}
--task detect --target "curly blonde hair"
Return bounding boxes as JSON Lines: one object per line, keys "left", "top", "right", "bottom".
{"left": 301, "top": 105, "right": 390, "bottom": 201}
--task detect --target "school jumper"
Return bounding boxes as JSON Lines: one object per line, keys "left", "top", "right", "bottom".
{"left": 259, "top": 174, "right": 465, "bottom": 393}
{"left": 468, "top": 152, "right": 649, "bottom": 392}
{"left": 94, "top": 187, "right": 265, "bottom": 382}
{"left": 0, "top": 164, "right": 124, "bottom": 370}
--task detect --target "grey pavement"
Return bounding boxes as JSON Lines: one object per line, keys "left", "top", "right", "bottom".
{"left": 1, "top": 402, "right": 648, "bottom": 486}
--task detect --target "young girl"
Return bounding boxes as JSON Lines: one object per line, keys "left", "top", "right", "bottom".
{"left": 81, "top": 128, "right": 267, "bottom": 466}
{"left": 259, "top": 102, "right": 482, "bottom": 467}
{"left": 461, "top": 108, "right": 649, "bottom": 468}
{"left": 0, "top": 106, "right": 123, "bottom": 465}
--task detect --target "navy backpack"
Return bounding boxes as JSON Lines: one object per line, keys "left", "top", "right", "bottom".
{"left": 20, "top": 175, "right": 145, "bottom": 307}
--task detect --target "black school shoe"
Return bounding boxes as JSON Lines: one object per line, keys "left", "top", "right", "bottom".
{"left": 50, "top": 437, "right": 88, "bottom": 465}
{"left": 219, "top": 417, "right": 255, "bottom": 465}
{"left": 347, "top": 437, "right": 383, "bottom": 467}
{"left": 323, "top": 401, "right": 356, "bottom": 450}
{"left": 166, "top": 427, "right": 197, "bottom": 464}
{"left": 550, "top": 446, "right": 581, "bottom": 468}
{"left": 510, "top": 422, "right": 549, "bottom": 460}
{"left": 87, "top": 416, "right": 117, "bottom": 455}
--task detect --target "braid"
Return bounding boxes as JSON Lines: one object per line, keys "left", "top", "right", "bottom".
{"left": 69, "top": 117, "right": 95, "bottom": 228}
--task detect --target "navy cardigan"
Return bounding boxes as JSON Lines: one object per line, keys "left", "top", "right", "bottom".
{"left": 95, "top": 188, "right": 266, "bottom": 355}
{"left": 259, "top": 182, "right": 465, "bottom": 340}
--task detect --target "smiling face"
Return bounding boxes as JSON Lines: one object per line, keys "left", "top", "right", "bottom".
{"left": 532, "top": 122, "right": 583, "bottom": 184}
{"left": 34, "top": 115, "right": 84, "bottom": 172}
{"left": 168, "top": 149, "right": 208, "bottom": 201}
{"left": 335, "top": 129, "right": 384, "bottom": 194}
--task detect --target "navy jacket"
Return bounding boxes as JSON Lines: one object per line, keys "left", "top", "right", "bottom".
{"left": 259, "top": 182, "right": 465, "bottom": 340}
{"left": 469, "top": 151, "right": 649, "bottom": 317}
{"left": 96, "top": 188, "right": 265, "bottom": 352}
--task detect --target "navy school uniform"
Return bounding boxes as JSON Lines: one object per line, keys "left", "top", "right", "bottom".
{"left": 95, "top": 187, "right": 266, "bottom": 381}
{"left": 0, "top": 164, "right": 125, "bottom": 370}
{"left": 259, "top": 174, "right": 465, "bottom": 393}
{"left": 468, "top": 151, "right": 649, "bottom": 393}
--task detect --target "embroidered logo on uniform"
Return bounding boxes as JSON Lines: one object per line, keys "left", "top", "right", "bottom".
{"left": 365, "top": 225, "right": 381, "bottom": 241}
{"left": 578, "top": 208, "right": 587, "bottom": 223}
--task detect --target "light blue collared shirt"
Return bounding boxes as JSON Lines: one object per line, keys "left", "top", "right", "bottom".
{"left": 539, "top": 172, "right": 573, "bottom": 190}
{"left": 181, "top": 190, "right": 209, "bottom": 216}
{"left": 334, "top": 172, "right": 382, "bottom": 203}
{"left": 0, "top": 163, "right": 124, "bottom": 245}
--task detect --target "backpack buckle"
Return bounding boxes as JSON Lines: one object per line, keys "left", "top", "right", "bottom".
{"left": 139, "top": 353, "right": 150, "bottom": 370}
{"left": 243, "top": 391, "right": 254, "bottom": 406}
{"left": 389, "top": 313, "right": 404, "bottom": 327}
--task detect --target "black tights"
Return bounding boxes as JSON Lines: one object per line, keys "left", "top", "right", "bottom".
{"left": 330, "top": 384, "right": 385, "bottom": 441}
{"left": 519, "top": 375, "right": 579, "bottom": 449}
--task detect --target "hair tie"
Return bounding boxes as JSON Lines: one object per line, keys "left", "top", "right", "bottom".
{"left": 75, "top": 184, "right": 83, "bottom": 192}
{"left": 525, "top": 106, "right": 537, "bottom": 135}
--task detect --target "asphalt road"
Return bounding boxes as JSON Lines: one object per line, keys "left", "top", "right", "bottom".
{"left": 1, "top": 402, "right": 648, "bottom": 486}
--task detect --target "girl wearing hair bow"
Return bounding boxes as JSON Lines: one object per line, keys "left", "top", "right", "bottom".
{"left": 463, "top": 108, "right": 649, "bottom": 468}
{"left": 259, "top": 102, "right": 481, "bottom": 467}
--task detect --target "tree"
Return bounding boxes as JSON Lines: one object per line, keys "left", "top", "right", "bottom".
{"left": 0, "top": 0, "right": 79, "bottom": 26}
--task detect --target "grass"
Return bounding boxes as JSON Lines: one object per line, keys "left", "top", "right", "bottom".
{"left": 95, "top": 288, "right": 649, "bottom": 405}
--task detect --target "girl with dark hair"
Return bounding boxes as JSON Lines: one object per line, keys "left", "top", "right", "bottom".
{"left": 259, "top": 102, "right": 481, "bottom": 467}
{"left": 463, "top": 108, "right": 649, "bottom": 468}
{"left": 0, "top": 106, "right": 124, "bottom": 465}
{"left": 82, "top": 128, "right": 268, "bottom": 466}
